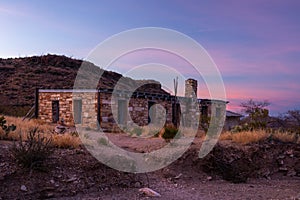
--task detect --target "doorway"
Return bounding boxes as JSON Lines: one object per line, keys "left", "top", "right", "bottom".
{"left": 52, "top": 100, "right": 59, "bottom": 123}
{"left": 118, "top": 100, "right": 127, "bottom": 125}
{"left": 148, "top": 101, "right": 156, "bottom": 124}
{"left": 73, "top": 99, "right": 82, "bottom": 124}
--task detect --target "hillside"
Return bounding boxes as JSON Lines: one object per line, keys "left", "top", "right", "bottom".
{"left": 0, "top": 54, "right": 168, "bottom": 116}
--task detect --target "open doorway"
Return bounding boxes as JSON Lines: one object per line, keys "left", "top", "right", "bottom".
{"left": 52, "top": 100, "right": 59, "bottom": 123}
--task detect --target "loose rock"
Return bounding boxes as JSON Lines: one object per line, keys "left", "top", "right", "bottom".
{"left": 174, "top": 173, "right": 182, "bottom": 179}
{"left": 20, "top": 185, "right": 27, "bottom": 192}
{"left": 139, "top": 187, "right": 161, "bottom": 197}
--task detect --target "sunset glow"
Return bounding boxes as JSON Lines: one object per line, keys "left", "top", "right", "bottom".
{"left": 1, "top": 0, "right": 299, "bottom": 115}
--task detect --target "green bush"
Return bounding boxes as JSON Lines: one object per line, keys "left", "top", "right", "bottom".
{"left": 97, "top": 137, "right": 109, "bottom": 146}
{"left": 132, "top": 127, "right": 143, "bottom": 136}
{"left": 162, "top": 125, "right": 181, "bottom": 140}
{"left": 231, "top": 124, "right": 250, "bottom": 133}
{"left": 0, "top": 116, "right": 16, "bottom": 138}
{"left": 126, "top": 126, "right": 143, "bottom": 137}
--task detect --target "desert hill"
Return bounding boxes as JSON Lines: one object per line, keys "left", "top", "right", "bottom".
{"left": 0, "top": 54, "right": 168, "bottom": 116}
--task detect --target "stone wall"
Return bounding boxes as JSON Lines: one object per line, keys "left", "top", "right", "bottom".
{"left": 38, "top": 90, "right": 98, "bottom": 129}
{"left": 99, "top": 92, "right": 173, "bottom": 132}
{"left": 180, "top": 98, "right": 200, "bottom": 128}
{"left": 39, "top": 90, "right": 174, "bottom": 132}
{"left": 38, "top": 87, "right": 226, "bottom": 132}
{"left": 98, "top": 93, "right": 117, "bottom": 132}
{"left": 73, "top": 91, "right": 98, "bottom": 129}
{"left": 39, "top": 91, "right": 74, "bottom": 125}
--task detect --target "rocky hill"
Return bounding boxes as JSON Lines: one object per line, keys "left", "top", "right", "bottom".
{"left": 0, "top": 54, "right": 168, "bottom": 116}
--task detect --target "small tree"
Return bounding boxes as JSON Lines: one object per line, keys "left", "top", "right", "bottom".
{"left": 240, "top": 99, "right": 270, "bottom": 130}
{"left": 281, "top": 109, "right": 300, "bottom": 134}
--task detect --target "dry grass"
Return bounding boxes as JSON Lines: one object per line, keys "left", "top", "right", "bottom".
{"left": 220, "top": 130, "right": 270, "bottom": 144}
{"left": 272, "top": 132, "right": 297, "bottom": 143}
{"left": 2, "top": 116, "right": 299, "bottom": 147}
{"left": 0, "top": 116, "right": 81, "bottom": 148}
{"left": 220, "top": 130, "right": 299, "bottom": 145}
{"left": 4, "top": 116, "right": 53, "bottom": 134}
{"left": 231, "top": 130, "right": 270, "bottom": 144}
{"left": 219, "top": 132, "right": 232, "bottom": 141}
{"left": 52, "top": 133, "right": 81, "bottom": 148}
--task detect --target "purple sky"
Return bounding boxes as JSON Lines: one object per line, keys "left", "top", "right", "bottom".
{"left": 0, "top": 0, "right": 299, "bottom": 115}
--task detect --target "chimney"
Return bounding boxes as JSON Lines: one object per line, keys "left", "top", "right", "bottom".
{"left": 185, "top": 78, "right": 197, "bottom": 98}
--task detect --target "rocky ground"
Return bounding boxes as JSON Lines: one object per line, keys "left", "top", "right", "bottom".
{"left": 1, "top": 136, "right": 300, "bottom": 200}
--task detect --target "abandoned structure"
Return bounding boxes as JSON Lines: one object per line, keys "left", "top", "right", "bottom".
{"left": 224, "top": 110, "right": 243, "bottom": 130}
{"left": 37, "top": 78, "right": 239, "bottom": 132}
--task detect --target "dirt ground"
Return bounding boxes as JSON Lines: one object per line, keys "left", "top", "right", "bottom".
{"left": 1, "top": 133, "right": 300, "bottom": 200}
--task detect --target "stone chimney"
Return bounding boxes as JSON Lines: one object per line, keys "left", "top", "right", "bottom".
{"left": 185, "top": 78, "right": 197, "bottom": 98}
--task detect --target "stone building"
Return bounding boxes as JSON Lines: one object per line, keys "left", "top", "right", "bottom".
{"left": 37, "top": 78, "right": 228, "bottom": 132}
{"left": 224, "top": 110, "right": 243, "bottom": 131}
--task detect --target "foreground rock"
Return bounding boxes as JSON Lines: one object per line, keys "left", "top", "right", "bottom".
{"left": 139, "top": 187, "right": 161, "bottom": 197}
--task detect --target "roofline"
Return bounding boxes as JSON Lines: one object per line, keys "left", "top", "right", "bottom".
{"left": 38, "top": 89, "right": 228, "bottom": 103}
{"left": 198, "top": 98, "right": 229, "bottom": 104}
{"left": 226, "top": 110, "right": 243, "bottom": 117}
{"left": 39, "top": 89, "right": 97, "bottom": 93}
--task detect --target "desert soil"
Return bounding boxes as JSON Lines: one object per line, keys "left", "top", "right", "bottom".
{"left": 1, "top": 133, "right": 300, "bottom": 200}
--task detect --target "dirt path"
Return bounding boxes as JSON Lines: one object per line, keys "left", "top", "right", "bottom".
{"left": 71, "top": 179, "right": 300, "bottom": 200}
{"left": 1, "top": 136, "right": 300, "bottom": 199}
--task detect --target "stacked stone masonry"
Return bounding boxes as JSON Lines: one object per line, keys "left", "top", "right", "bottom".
{"left": 38, "top": 79, "right": 227, "bottom": 132}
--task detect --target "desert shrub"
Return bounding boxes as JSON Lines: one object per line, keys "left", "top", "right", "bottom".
{"left": 161, "top": 124, "right": 181, "bottom": 140}
{"left": 230, "top": 123, "right": 251, "bottom": 133}
{"left": 131, "top": 127, "right": 143, "bottom": 136}
{"left": 97, "top": 137, "right": 109, "bottom": 146}
{"left": 10, "top": 127, "right": 53, "bottom": 169}
{"left": 0, "top": 116, "right": 16, "bottom": 138}
{"left": 240, "top": 99, "right": 270, "bottom": 130}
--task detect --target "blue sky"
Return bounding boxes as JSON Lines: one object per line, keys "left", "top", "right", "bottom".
{"left": 1, "top": 0, "right": 300, "bottom": 114}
